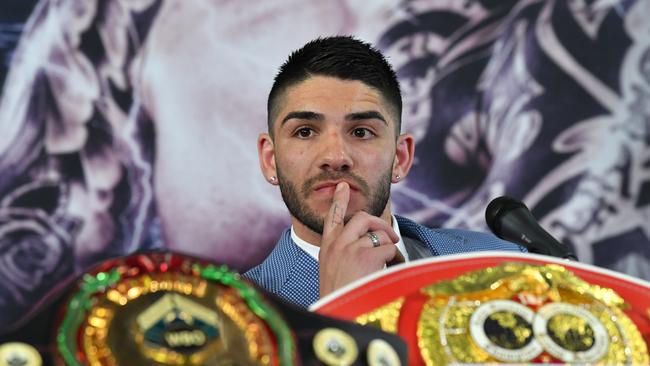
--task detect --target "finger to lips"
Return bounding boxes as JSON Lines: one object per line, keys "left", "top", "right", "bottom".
{"left": 321, "top": 182, "right": 350, "bottom": 248}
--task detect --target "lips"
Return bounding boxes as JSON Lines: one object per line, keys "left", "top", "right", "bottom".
{"left": 312, "top": 180, "right": 359, "bottom": 193}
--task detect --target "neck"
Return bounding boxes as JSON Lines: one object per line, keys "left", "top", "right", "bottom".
{"left": 291, "top": 202, "right": 393, "bottom": 246}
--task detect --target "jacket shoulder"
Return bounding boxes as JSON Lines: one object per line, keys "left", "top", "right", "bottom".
{"left": 435, "top": 227, "right": 527, "bottom": 252}
{"left": 243, "top": 229, "right": 320, "bottom": 308}
{"left": 395, "top": 215, "right": 526, "bottom": 255}
{"left": 243, "top": 230, "right": 296, "bottom": 292}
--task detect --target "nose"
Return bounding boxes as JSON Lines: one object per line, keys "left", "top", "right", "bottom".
{"left": 318, "top": 131, "right": 353, "bottom": 172}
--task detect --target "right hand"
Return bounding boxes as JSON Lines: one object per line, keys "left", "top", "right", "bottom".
{"left": 318, "top": 182, "right": 400, "bottom": 298}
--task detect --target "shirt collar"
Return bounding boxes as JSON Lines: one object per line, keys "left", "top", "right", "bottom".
{"left": 290, "top": 214, "right": 409, "bottom": 262}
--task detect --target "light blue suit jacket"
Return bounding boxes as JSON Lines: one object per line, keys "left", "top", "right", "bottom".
{"left": 244, "top": 215, "right": 525, "bottom": 308}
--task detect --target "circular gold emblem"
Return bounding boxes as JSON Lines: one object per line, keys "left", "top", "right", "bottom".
{"left": 533, "top": 302, "right": 609, "bottom": 363}
{"left": 313, "top": 328, "right": 358, "bottom": 366}
{"left": 414, "top": 263, "right": 649, "bottom": 365}
{"left": 56, "top": 253, "right": 296, "bottom": 365}
{"left": 469, "top": 300, "right": 542, "bottom": 362}
{"left": 0, "top": 342, "right": 42, "bottom": 366}
{"left": 367, "top": 339, "right": 401, "bottom": 366}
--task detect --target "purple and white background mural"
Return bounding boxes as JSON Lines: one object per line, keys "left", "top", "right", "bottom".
{"left": 1, "top": 0, "right": 649, "bottom": 330}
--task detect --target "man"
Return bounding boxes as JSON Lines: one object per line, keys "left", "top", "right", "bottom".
{"left": 244, "top": 36, "right": 525, "bottom": 308}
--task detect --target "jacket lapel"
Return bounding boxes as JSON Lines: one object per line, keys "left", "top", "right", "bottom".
{"left": 396, "top": 215, "right": 465, "bottom": 256}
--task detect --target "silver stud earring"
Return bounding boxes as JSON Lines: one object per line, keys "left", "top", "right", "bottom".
{"left": 395, "top": 174, "right": 401, "bottom": 181}
{"left": 270, "top": 176, "right": 276, "bottom": 182}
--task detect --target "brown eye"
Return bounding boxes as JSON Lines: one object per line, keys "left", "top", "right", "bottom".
{"left": 352, "top": 128, "right": 374, "bottom": 139}
{"left": 296, "top": 127, "right": 314, "bottom": 138}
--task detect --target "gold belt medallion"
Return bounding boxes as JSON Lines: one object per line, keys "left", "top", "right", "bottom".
{"left": 413, "top": 263, "right": 649, "bottom": 365}
{"left": 56, "top": 254, "right": 295, "bottom": 365}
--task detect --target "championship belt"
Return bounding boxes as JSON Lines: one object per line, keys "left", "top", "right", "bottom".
{"left": 312, "top": 252, "right": 650, "bottom": 365}
{"left": 55, "top": 252, "right": 295, "bottom": 365}
{"left": 42, "top": 251, "right": 407, "bottom": 366}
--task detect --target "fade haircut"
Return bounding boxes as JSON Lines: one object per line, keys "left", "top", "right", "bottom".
{"left": 267, "top": 36, "right": 402, "bottom": 138}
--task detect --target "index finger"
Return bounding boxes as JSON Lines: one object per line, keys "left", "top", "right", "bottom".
{"left": 321, "top": 182, "right": 350, "bottom": 247}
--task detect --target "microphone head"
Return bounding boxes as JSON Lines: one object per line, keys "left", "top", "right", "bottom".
{"left": 485, "top": 196, "right": 527, "bottom": 233}
{"left": 484, "top": 195, "right": 578, "bottom": 260}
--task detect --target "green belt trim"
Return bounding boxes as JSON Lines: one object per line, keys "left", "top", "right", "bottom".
{"left": 56, "top": 264, "right": 296, "bottom": 365}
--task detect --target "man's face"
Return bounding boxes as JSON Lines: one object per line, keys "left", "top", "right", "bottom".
{"left": 266, "top": 76, "right": 399, "bottom": 235}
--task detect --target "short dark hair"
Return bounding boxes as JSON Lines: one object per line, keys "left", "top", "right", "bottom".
{"left": 267, "top": 36, "right": 402, "bottom": 137}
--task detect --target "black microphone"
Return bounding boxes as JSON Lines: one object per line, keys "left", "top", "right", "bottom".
{"left": 485, "top": 196, "right": 578, "bottom": 260}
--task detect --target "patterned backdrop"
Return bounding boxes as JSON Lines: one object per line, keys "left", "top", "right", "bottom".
{"left": 1, "top": 0, "right": 649, "bottom": 330}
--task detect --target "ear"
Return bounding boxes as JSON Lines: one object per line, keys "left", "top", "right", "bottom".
{"left": 258, "top": 133, "right": 279, "bottom": 185}
{"left": 392, "top": 133, "right": 415, "bottom": 183}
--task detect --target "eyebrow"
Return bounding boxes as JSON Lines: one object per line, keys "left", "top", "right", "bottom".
{"left": 345, "top": 111, "right": 387, "bottom": 125}
{"left": 281, "top": 110, "right": 387, "bottom": 126}
{"left": 281, "top": 111, "right": 324, "bottom": 125}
